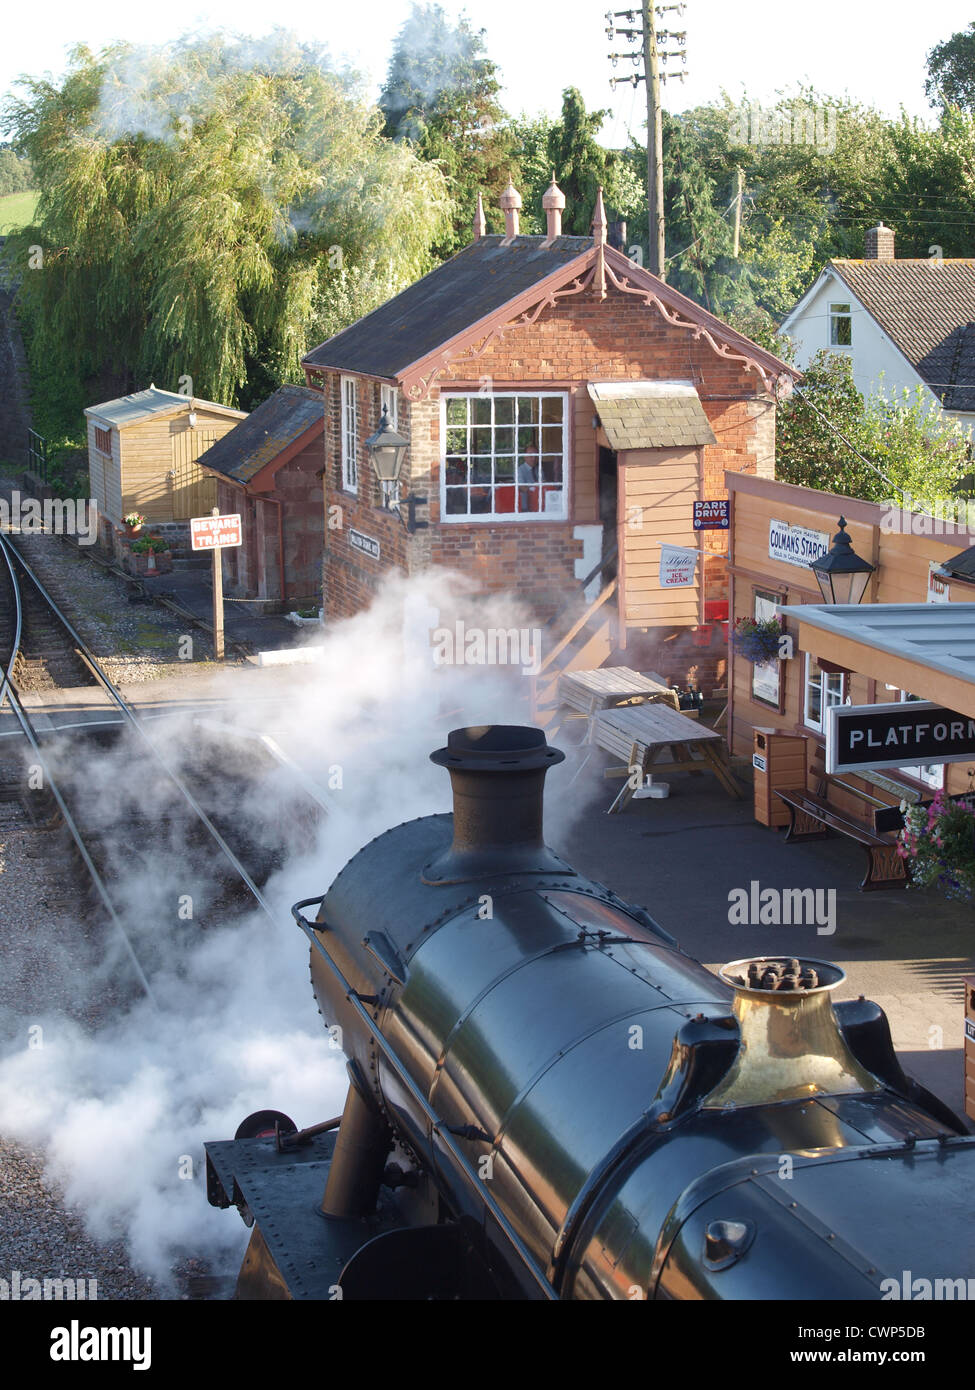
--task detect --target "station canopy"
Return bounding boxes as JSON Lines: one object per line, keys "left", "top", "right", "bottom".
{"left": 784, "top": 602, "right": 975, "bottom": 718}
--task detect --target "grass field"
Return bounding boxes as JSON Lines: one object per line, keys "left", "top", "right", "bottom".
{"left": 0, "top": 189, "right": 39, "bottom": 233}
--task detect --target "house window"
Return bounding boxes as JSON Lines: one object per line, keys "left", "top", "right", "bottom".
{"left": 441, "top": 392, "right": 567, "bottom": 522}
{"left": 829, "top": 303, "right": 852, "bottom": 347}
{"left": 894, "top": 691, "right": 945, "bottom": 790}
{"left": 380, "top": 384, "right": 401, "bottom": 508}
{"left": 94, "top": 426, "right": 111, "bottom": 455}
{"left": 341, "top": 377, "right": 358, "bottom": 494}
{"left": 803, "top": 654, "right": 845, "bottom": 732}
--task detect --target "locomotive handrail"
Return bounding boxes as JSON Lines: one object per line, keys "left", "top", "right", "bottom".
{"left": 291, "top": 898, "right": 558, "bottom": 1300}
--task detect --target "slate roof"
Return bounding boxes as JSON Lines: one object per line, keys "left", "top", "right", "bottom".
{"left": 830, "top": 260, "right": 975, "bottom": 412}
{"left": 302, "top": 235, "right": 593, "bottom": 379}
{"left": 587, "top": 381, "right": 717, "bottom": 449}
{"left": 940, "top": 544, "right": 975, "bottom": 582}
{"left": 195, "top": 385, "right": 323, "bottom": 485}
{"left": 84, "top": 385, "right": 244, "bottom": 428}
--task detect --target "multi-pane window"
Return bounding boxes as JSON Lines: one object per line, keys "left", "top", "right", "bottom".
{"left": 341, "top": 377, "right": 358, "bottom": 494}
{"left": 829, "top": 303, "right": 852, "bottom": 347}
{"left": 380, "top": 384, "right": 401, "bottom": 508}
{"left": 442, "top": 392, "right": 567, "bottom": 521}
{"left": 803, "top": 654, "right": 845, "bottom": 732}
{"left": 94, "top": 426, "right": 111, "bottom": 454}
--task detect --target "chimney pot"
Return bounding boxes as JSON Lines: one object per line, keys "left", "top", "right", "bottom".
{"left": 499, "top": 179, "right": 522, "bottom": 240}
{"left": 473, "top": 191, "right": 486, "bottom": 241}
{"left": 542, "top": 172, "right": 566, "bottom": 241}
{"left": 865, "top": 222, "right": 895, "bottom": 261}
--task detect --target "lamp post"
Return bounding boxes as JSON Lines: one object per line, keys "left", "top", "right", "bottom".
{"left": 364, "top": 406, "right": 427, "bottom": 533}
{"left": 809, "top": 517, "right": 876, "bottom": 606}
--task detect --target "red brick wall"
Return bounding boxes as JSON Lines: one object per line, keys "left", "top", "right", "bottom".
{"left": 313, "top": 284, "right": 776, "bottom": 638}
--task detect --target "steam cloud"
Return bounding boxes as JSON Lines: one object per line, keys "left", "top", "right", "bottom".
{"left": 0, "top": 571, "right": 567, "bottom": 1289}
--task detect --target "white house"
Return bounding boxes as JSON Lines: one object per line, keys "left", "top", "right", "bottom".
{"left": 779, "top": 223, "right": 975, "bottom": 433}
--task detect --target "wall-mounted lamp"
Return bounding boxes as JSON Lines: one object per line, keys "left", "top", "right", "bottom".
{"left": 364, "top": 405, "right": 427, "bottom": 533}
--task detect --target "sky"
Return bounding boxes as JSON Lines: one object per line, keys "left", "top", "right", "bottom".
{"left": 0, "top": 0, "right": 969, "bottom": 143}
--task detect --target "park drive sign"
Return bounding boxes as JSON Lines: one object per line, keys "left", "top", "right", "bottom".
{"left": 826, "top": 701, "right": 975, "bottom": 774}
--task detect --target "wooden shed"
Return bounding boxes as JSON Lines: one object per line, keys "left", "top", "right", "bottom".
{"left": 84, "top": 386, "right": 247, "bottom": 546}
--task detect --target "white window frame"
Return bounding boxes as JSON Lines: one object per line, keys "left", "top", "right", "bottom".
{"left": 341, "top": 376, "right": 358, "bottom": 494}
{"left": 440, "top": 391, "right": 569, "bottom": 523}
{"left": 803, "top": 653, "right": 846, "bottom": 733}
{"left": 895, "top": 691, "right": 945, "bottom": 790}
{"left": 380, "top": 384, "right": 401, "bottom": 508}
{"left": 828, "top": 302, "right": 852, "bottom": 348}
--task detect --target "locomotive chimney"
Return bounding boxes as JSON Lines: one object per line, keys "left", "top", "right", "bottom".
{"left": 704, "top": 957, "right": 884, "bottom": 1108}
{"left": 423, "top": 725, "right": 566, "bottom": 884}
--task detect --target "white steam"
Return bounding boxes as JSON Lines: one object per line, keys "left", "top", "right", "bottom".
{"left": 0, "top": 571, "right": 566, "bottom": 1289}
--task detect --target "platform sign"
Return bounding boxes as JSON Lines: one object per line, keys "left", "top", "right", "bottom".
{"left": 693, "top": 500, "right": 729, "bottom": 530}
{"left": 826, "top": 700, "right": 975, "bottom": 774}
{"left": 190, "top": 513, "right": 242, "bottom": 551}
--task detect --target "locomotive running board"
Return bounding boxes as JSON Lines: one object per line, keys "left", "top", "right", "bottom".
{"left": 205, "top": 1130, "right": 404, "bottom": 1300}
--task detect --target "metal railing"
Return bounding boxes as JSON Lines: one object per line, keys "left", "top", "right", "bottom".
{"left": 26, "top": 428, "right": 49, "bottom": 482}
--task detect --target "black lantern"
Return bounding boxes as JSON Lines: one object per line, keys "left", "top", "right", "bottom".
{"left": 364, "top": 405, "right": 427, "bottom": 533}
{"left": 364, "top": 405, "right": 408, "bottom": 486}
{"left": 809, "top": 516, "right": 876, "bottom": 605}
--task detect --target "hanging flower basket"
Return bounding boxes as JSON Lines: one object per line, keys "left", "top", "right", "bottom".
{"left": 731, "top": 615, "right": 784, "bottom": 665}
{"left": 898, "top": 790, "right": 975, "bottom": 903}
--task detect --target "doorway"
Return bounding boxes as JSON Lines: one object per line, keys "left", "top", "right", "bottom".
{"left": 598, "top": 446, "right": 618, "bottom": 582}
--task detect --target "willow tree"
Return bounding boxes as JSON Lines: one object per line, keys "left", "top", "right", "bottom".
{"left": 4, "top": 33, "right": 450, "bottom": 412}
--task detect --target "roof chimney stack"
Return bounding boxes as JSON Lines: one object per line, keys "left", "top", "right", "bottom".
{"left": 542, "top": 172, "right": 566, "bottom": 243}
{"left": 865, "top": 222, "right": 895, "bottom": 261}
{"left": 499, "top": 180, "right": 522, "bottom": 241}
{"left": 473, "top": 192, "right": 486, "bottom": 241}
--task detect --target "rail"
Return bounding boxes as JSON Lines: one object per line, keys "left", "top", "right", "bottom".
{"left": 0, "top": 527, "right": 283, "bottom": 994}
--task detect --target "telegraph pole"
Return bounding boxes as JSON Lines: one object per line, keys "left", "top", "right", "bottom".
{"left": 732, "top": 166, "right": 743, "bottom": 258}
{"left": 607, "top": 4, "right": 688, "bottom": 281}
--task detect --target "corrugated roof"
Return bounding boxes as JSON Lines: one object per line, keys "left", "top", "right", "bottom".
{"left": 830, "top": 260, "right": 975, "bottom": 412}
{"left": 195, "top": 385, "right": 323, "bottom": 484}
{"left": 302, "top": 235, "right": 592, "bottom": 379}
{"left": 84, "top": 385, "right": 245, "bottom": 428}
{"left": 786, "top": 601, "right": 975, "bottom": 689}
{"left": 588, "top": 380, "right": 716, "bottom": 449}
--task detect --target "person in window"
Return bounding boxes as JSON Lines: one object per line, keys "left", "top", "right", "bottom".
{"left": 518, "top": 444, "right": 540, "bottom": 513}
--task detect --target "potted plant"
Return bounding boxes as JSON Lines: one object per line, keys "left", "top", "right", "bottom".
{"left": 897, "top": 788, "right": 975, "bottom": 902}
{"left": 128, "top": 533, "right": 173, "bottom": 575}
{"left": 124, "top": 511, "right": 146, "bottom": 536}
{"left": 731, "top": 615, "right": 785, "bottom": 664}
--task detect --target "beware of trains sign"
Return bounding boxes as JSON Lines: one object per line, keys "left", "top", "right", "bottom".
{"left": 826, "top": 701, "right": 975, "bottom": 775}
{"left": 190, "top": 513, "right": 242, "bottom": 550}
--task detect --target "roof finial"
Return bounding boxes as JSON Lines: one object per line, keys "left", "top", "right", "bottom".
{"left": 499, "top": 179, "right": 522, "bottom": 242}
{"left": 591, "top": 186, "right": 608, "bottom": 246}
{"left": 473, "top": 191, "right": 486, "bottom": 241}
{"left": 542, "top": 172, "right": 566, "bottom": 244}
{"left": 592, "top": 186, "right": 608, "bottom": 300}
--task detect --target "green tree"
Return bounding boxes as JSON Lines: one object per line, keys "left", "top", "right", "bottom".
{"left": 379, "top": 3, "right": 510, "bottom": 254}
{"left": 0, "top": 146, "right": 34, "bottom": 196}
{"left": 776, "top": 351, "right": 971, "bottom": 506}
{"left": 542, "top": 88, "right": 640, "bottom": 237}
{"left": 926, "top": 23, "right": 975, "bottom": 111}
{"left": 4, "top": 34, "right": 449, "bottom": 417}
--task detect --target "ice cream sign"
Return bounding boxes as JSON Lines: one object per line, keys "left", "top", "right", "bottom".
{"left": 768, "top": 518, "right": 830, "bottom": 568}
{"left": 659, "top": 543, "right": 699, "bottom": 588}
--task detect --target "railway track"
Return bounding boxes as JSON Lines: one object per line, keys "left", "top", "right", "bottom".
{"left": 0, "top": 527, "right": 293, "bottom": 1003}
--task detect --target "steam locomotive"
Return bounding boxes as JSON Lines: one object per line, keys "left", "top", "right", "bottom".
{"left": 205, "top": 725, "right": 975, "bottom": 1300}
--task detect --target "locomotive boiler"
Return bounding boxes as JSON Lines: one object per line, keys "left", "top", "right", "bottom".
{"left": 205, "top": 724, "right": 975, "bottom": 1300}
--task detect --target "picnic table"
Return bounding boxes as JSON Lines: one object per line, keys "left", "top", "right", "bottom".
{"left": 558, "top": 666, "right": 680, "bottom": 719}
{"left": 593, "top": 703, "right": 743, "bottom": 813}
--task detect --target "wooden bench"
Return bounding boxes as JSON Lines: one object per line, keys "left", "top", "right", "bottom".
{"left": 774, "top": 750, "right": 909, "bottom": 892}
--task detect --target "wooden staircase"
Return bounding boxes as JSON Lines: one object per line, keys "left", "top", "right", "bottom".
{"left": 531, "top": 551, "right": 619, "bottom": 735}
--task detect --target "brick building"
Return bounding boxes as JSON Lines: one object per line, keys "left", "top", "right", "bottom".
{"left": 196, "top": 385, "right": 325, "bottom": 606}
{"left": 301, "top": 180, "right": 799, "bottom": 690}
